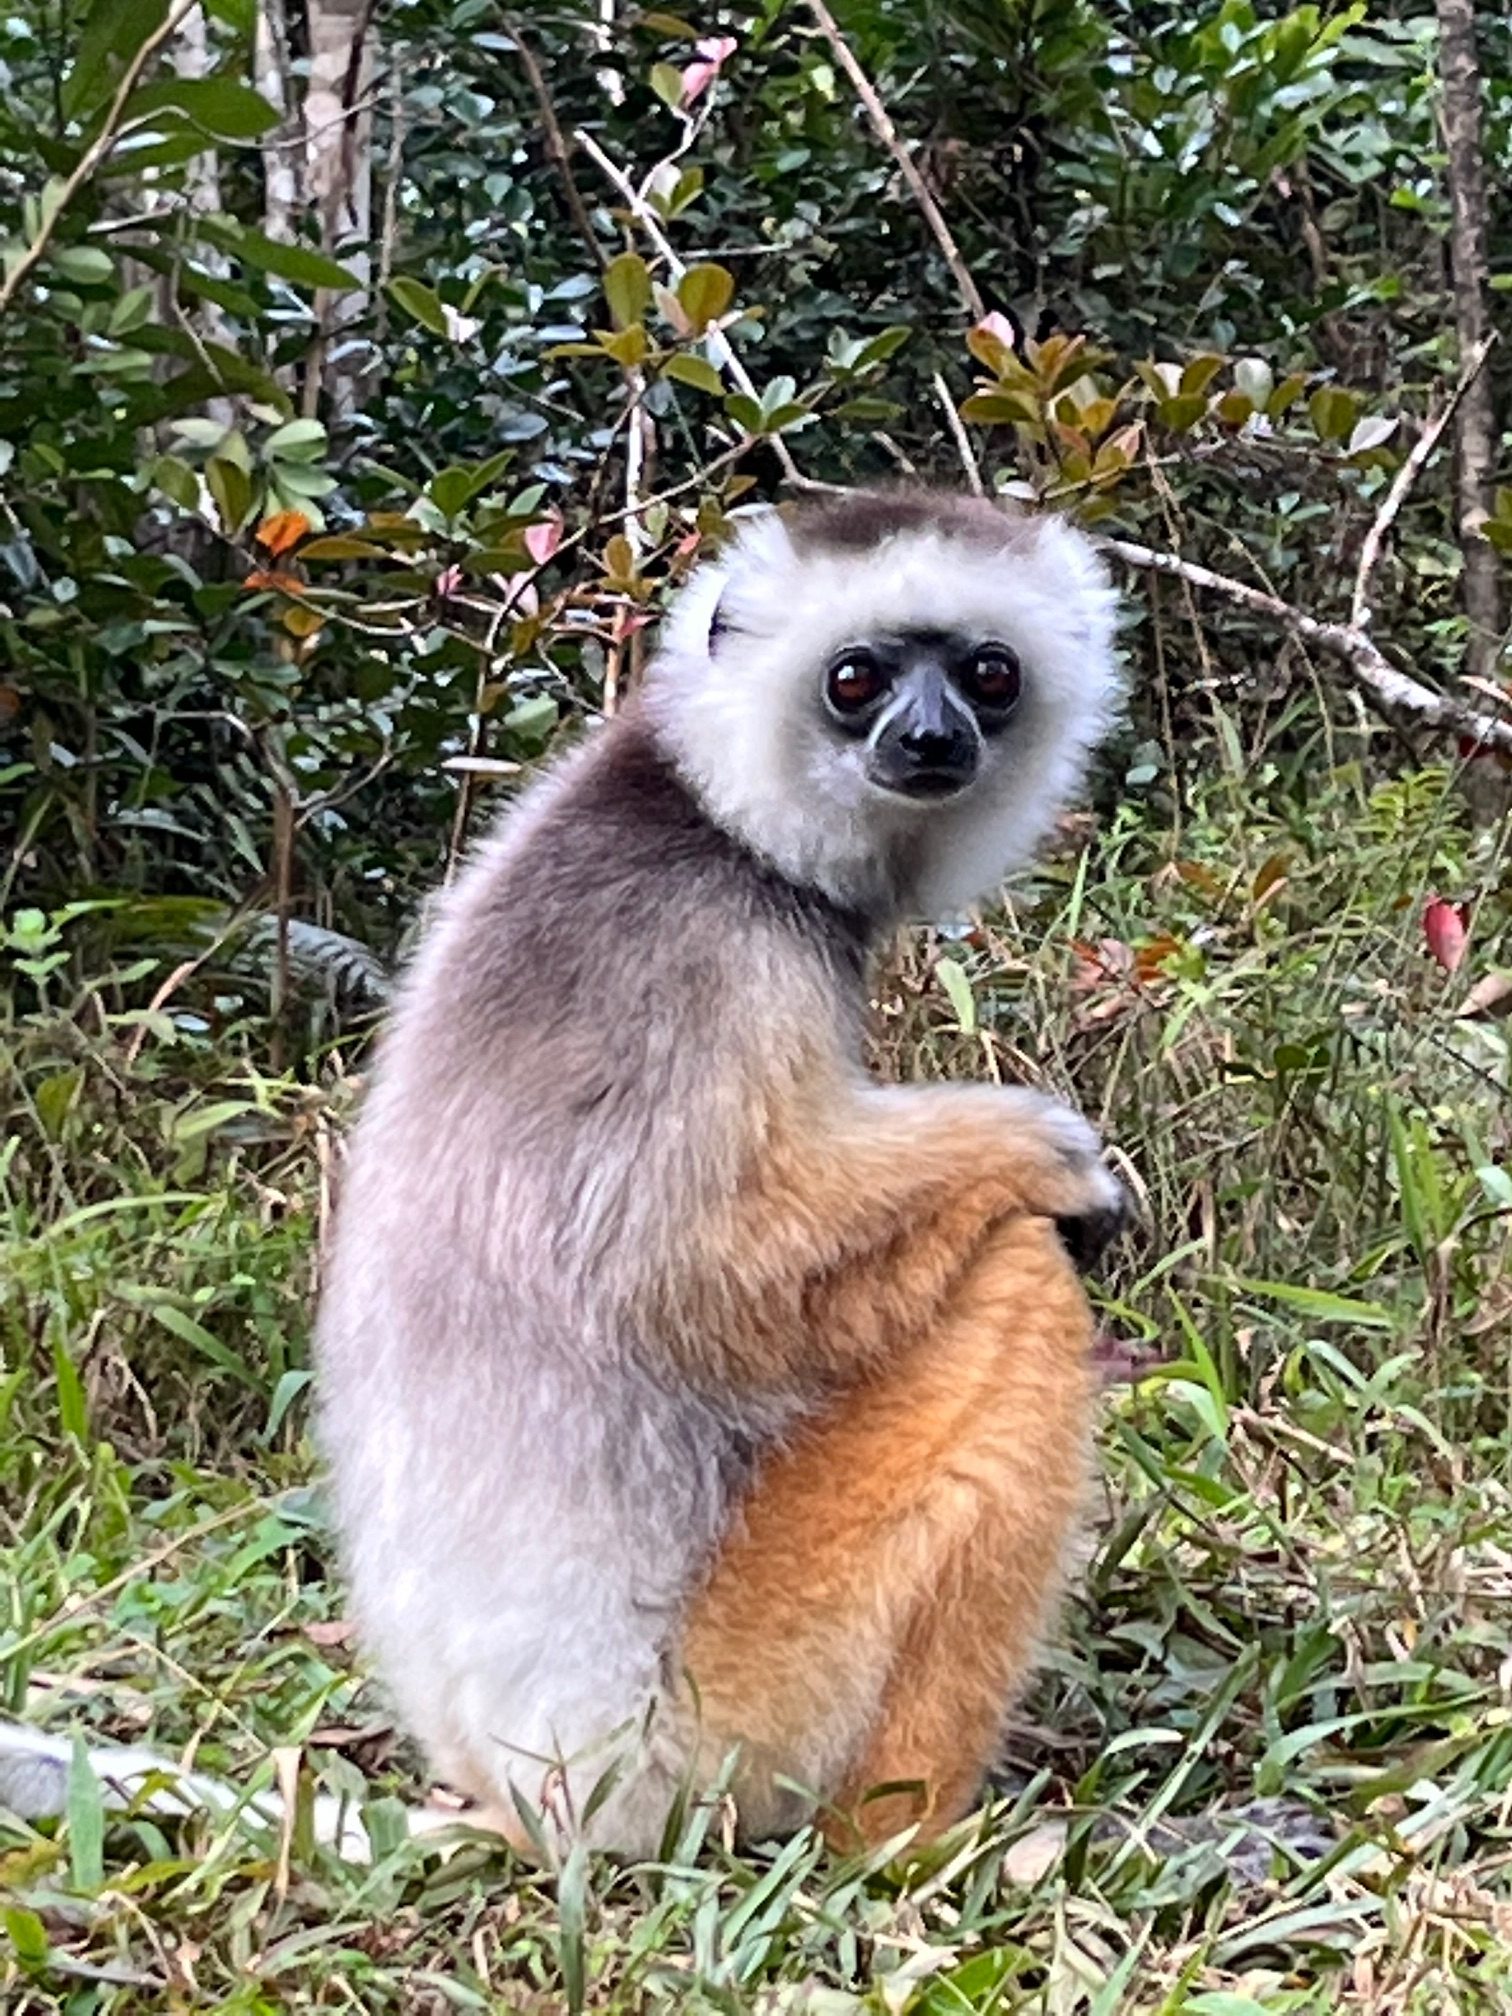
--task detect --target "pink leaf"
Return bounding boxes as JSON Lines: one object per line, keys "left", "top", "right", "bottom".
{"left": 974, "top": 310, "right": 1020, "bottom": 354}
{"left": 681, "top": 34, "right": 736, "bottom": 103}
{"left": 523, "top": 517, "right": 562, "bottom": 565}
{"left": 493, "top": 571, "right": 539, "bottom": 618}
{"left": 1424, "top": 895, "right": 1470, "bottom": 974}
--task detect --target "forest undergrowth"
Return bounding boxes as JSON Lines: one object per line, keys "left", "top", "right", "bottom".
{"left": 5, "top": 707, "right": 1511, "bottom": 2012}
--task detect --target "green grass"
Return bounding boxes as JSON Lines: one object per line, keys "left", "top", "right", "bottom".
{"left": 3, "top": 743, "right": 1510, "bottom": 2012}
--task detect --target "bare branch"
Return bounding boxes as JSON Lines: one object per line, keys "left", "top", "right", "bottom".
{"left": 508, "top": 20, "right": 607, "bottom": 272}
{"left": 802, "top": 0, "right": 985, "bottom": 323}
{"left": 1435, "top": 0, "right": 1502, "bottom": 683}
{"left": 933, "top": 371, "right": 983, "bottom": 496}
{"left": 1350, "top": 333, "right": 1497, "bottom": 633}
{"left": 1107, "top": 537, "right": 1512, "bottom": 755}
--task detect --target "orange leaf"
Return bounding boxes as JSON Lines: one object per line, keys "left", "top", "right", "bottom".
{"left": 255, "top": 509, "right": 312, "bottom": 556}
{"left": 242, "top": 568, "right": 304, "bottom": 594}
{"left": 1134, "top": 933, "right": 1183, "bottom": 983}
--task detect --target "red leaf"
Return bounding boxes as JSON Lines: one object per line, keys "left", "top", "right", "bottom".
{"left": 1423, "top": 895, "right": 1470, "bottom": 973}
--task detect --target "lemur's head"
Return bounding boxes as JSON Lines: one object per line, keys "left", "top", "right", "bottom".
{"left": 645, "top": 488, "right": 1124, "bottom": 918}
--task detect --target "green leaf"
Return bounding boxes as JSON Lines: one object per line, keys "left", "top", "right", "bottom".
{"left": 109, "top": 282, "right": 155, "bottom": 333}
{"left": 66, "top": 1738, "right": 106, "bottom": 1894}
{"left": 501, "top": 693, "right": 559, "bottom": 743}
{"left": 935, "top": 956, "right": 976, "bottom": 1034}
{"left": 656, "top": 166, "right": 704, "bottom": 220}
{"left": 170, "top": 1098, "right": 261, "bottom": 1143}
{"left": 1271, "top": 14, "right": 1316, "bottom": 81}
{"left": 63, "top": 0, "right": 167, "bottom": 120}
{"left": 389, "top": 275, "right": 449, "bottom": 336}
{"left": 430, "top": 466, "right": 477, "bottom": 518}
{"left": 52, "top": 1335, "right": 88, "bottom": 1441}
{"left": 650, "top": 61, "right": 685, "bottom": 108}
{"left": 854, "top": 325, "right": 911, "bottom": 370}
{"left": 1156, "top": 392, "right": 1208, "bottom": 433}
{"left": 268, "top": 464, "right": 336, "bottom": 501}
{"left": 152, "top": 454, "right": 200, "bottom": 510}
{"left": 1180, "top": 352, "right": 1225, "bottom": 396}
{"left": 202, "top": 220, "right": 359, "bottom": 293}
{"left": 49, "top": 245, "right": 113, "bottom": 286}
{"left": 123, "top": 75, "right": 280, "bottom": 139}
{"left": 35, "top": 1067, "right": 82, "bottom": 1138}
{"left": 264, "top": 1368, "right": 313, "bottom": 1442}
{"left": 3, "top": 1906, "right": 49, "bottom": 1971}
{"left": 596, "top": 323, "right": 649, "bottom": 368}
{"left": 724, "top": 393, "right": 764, "bottom": 434}
{"left": 604, "top": 251, "right": 652, "bottom": 331}
{"left": 1230, "top": 1276, "right": 1396, "bottom": 1327}
{"left": 1308, "top": 384, "right": 1358, "bottom": 444}
{"left": 664, "top": 352, "right": 724, "bottom": 395}
{"left": 298, "top": 534, "right": 389, "bottom": 561}
{"left": 763, "top": 402, "right": 811, "bottom": 434}
{"left": 205, "top": 0, "right": 256, "bottom": 28}
{"left": 206, "top": 454, "right": 254, "bottom": 536}
{"left": 97, "top": 124, "right": 214, "bottom": 175}
{"left": 151, "top": 1304, "right": 261, "bottom": 1387}
{"left": 676, "top": 263, "right": 735, "bottom": 331}
{"left": 265, "top": 417, "right": 328, "bottom": 461}
{"left": 960, "top": 389, "right": 1038, "bottom": 425}
{"left": 171, "top": 416, "right": 232, "bottom": 449}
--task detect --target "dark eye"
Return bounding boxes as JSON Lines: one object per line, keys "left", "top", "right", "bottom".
{"left": 961, "top": 645, "right": 1022, "bottom": 712}
{"left": 826, "top": 652, "right": 886, "bottom": 715}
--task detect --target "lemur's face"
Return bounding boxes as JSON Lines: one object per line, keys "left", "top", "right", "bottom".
{"left": 817, "top": 626, "right": 1022, "bottom": 806}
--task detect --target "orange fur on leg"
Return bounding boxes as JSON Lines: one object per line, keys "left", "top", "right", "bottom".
{"left": 680, "top": 1213, "right": 1095, "bottom": 1848}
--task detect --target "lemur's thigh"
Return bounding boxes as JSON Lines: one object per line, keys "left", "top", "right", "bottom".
{"left": 681, "top": 1215, "right": 1096, "bottom": 1844}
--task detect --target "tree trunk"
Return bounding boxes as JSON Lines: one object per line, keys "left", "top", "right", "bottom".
{"left": 1435, "top": 0, "right": 1501, "bottom": 688}
{"left": 302, "top": 0, "right": 377, "bottom": 419}
{"left": 174, "top": 4, "right": 234, "bottom": 424}
{"left": 255, "top": 0, "right": 300, "bottom": 243}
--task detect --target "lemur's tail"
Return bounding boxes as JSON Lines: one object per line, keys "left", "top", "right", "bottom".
{"left": 0, "top": 1718, "right": 381, "bottom": 1861}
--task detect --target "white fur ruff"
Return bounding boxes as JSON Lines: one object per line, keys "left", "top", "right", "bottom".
{"left": 645, "top": 506, "right": 1124, "bottom": 917}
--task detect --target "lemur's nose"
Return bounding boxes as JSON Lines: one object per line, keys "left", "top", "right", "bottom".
{"left": 899, "top": 723, "right": 957, "bottom": 762}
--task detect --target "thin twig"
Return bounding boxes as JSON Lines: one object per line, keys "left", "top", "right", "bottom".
{"left": 0, "top": 0, "right": 199, "bottom": 317}
{"left": 933, "top": 370, "right": 983, "bottom": 495}
{"left": 1106, "top": 537, "right": 1512, "bottom": 754}
{"left": 509, "top": 20, "right": 607, "bottom": 272}
{"left": 1350, "top": 332, "right": 1498, "bottom": 632}
{"left": 803, "top": 0, "right": 985, "bottom": 323}
{"left": 573, "top": 126, "right": 820, "bottom": 489}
